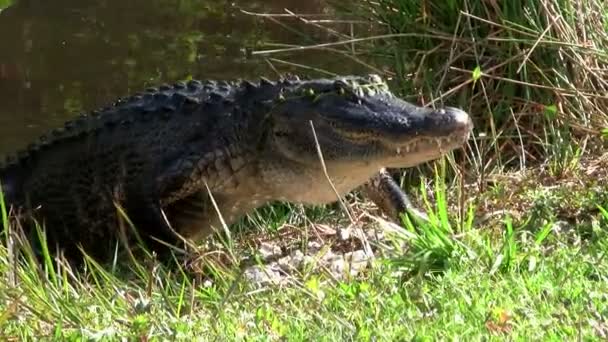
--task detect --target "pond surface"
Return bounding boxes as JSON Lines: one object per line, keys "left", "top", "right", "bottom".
{"left": 0, "top": 0, "right": 364, "bottom": 156}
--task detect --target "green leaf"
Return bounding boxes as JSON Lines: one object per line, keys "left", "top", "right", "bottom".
{"left": 471, "top": 66, "right": 482, "bottom": 82}
{"left": 544, "top": 104, "right": 558, "bottom": 119}
{"left": 305, "top": 276, "right": 320, "bottom": 293}
{"left": 0, "top": 0, "right": 14, "bottom": 10}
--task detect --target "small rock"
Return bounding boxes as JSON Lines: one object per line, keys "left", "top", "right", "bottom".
{"left": 551, "top": 220, "right": 572, "bottom": 234}
{"left": 365, "top": 227, "right": 385, "bottom": 241}
{"left": 345, "top": 250, "right": 371, "bottom": 276}
{"left": 325, "top": 250, "right": 372, "bottom": 279}
{"left": 307, "top": 241, "right": 322, "bottom": 253}
{"left": 244, "top": 264, "right": 282, "bottom": 285}
{"left": 258, "top": 241, "right": 282, "bottom": 261}
{"left": 278, "top": 250, "right": 305, "bottom": 271}
{"left": 551, "top": 220, "right": 581, "bottom": 245}
{"left": 338, "top": 227, "right": 351, "bottom": 240}
{"left": 291, "top": 249, "right": 305, "bottom": 262}
{"left": 277, "top": 255, "right": 293, "bottom": 271}
{"left": 320, "top": 249, "right": 337, "bottom": 263}
{"left": 315, "top": 224, "right": 337, "bottom": 236}
{"left": 326, "top": 254, "right": 346, "bottom": 278}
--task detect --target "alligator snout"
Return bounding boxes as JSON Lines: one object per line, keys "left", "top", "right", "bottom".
{"left": 421, "top": 106, "right": 474, "bottom": 139}
{"left": 443, "top": 106, "right": 473, "bottom": 128}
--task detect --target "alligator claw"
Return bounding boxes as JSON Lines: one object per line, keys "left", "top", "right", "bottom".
{"left": 361, "top": 168, "right": 430, "bottom": 228}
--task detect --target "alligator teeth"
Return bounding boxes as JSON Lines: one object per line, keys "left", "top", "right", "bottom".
{"left": 396, "top": 147, "right": 401, "bottom": 154}
{"left": 436, "top": 138, "right": 443, "bottom": 149}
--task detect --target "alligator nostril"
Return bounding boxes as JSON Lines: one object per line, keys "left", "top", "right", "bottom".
{"left": 445, "top": 107, "right": 473, "bottom": 129}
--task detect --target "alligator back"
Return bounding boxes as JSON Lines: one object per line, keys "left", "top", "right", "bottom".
{"left": 0, "top": 80, "right": 240, "bottom": 260}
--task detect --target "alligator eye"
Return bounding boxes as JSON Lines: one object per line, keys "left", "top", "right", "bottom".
{"left": 325, "top": 119, "right": 341, "bottom": 130}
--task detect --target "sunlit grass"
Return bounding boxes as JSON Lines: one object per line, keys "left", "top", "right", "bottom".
{"left": 1, "top": 0, "right": 608, "bottom": 339}
{"left": 1, "top": 157, "right": 607, "bottom": 339}
{"left": 0, "top": 0, "right": 14, "bottom": 10}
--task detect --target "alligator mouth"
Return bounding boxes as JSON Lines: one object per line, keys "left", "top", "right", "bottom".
{"left": 394, "top": 133, "right": 468, "bottom": 156}
{"left": 384, "top": 130, "right": 471, "bottom": 168}
{"left": 390, "top": 106, "right": 474, "bottom": 162}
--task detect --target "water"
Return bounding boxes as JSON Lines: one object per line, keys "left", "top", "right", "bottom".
{"left": 0, "top": 0, "right": 363, "bottom": 156}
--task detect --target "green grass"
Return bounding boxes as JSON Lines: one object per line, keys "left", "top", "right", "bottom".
{"left": 1, "top": 161, "right": 607, "bottom": 340}
{"left": 0, "top": 0, "right": 13, "bottom": 10}
{"left": 2, "top": 0, "right": 608, "bottom": 339}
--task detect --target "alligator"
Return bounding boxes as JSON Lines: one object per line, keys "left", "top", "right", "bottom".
{"left": 0, "top": 74, "right": 473, "bottom": 263}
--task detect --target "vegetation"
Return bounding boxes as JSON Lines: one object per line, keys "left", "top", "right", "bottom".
{"left": 0, "top": 0, "right": 12, "bottom": 9}
{"left": 1, "top": 0, "right": 608, "bottom": 340}
{"left": 351, "top": 0, "right": 608, "bottom": 167}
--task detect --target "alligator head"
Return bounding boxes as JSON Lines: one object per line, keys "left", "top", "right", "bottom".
{"left": 251, "top": 74, "right": 474, "bottom": 204}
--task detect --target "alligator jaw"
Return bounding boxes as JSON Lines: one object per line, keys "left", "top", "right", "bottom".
{"left": 381, "top": 106, "right": 473, "bottom": 168}
{"left": 387, "top": 134, "right": 467, "bottom": 168}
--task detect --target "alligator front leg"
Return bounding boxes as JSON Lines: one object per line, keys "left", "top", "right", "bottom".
{"left": 164, "top": 191, "right": 264, "bottom": 244}
{"left": 123, "top": 195, "right": 184, "bottom": 255}
{"left": 361, "top": 168, "right": 430, "bottom": 224}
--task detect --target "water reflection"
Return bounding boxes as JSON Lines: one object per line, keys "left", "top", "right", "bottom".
{"left": 0, "top": 0, "right": 360, "bottom": 155}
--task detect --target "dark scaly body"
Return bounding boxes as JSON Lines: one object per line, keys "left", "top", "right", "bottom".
{"left": 0, "top": 75, "right": 473, "bottom": 262}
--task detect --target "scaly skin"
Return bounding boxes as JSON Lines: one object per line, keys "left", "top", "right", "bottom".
{"left": 0, "top": 74, "right": 473, "bottom": 262}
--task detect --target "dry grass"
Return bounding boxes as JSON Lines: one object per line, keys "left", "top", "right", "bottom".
{"left": 247, "top": 0, "right": 608, "bottom": 177}
{"left": 1, "top": 1, "right": 608, "bottom": 339}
